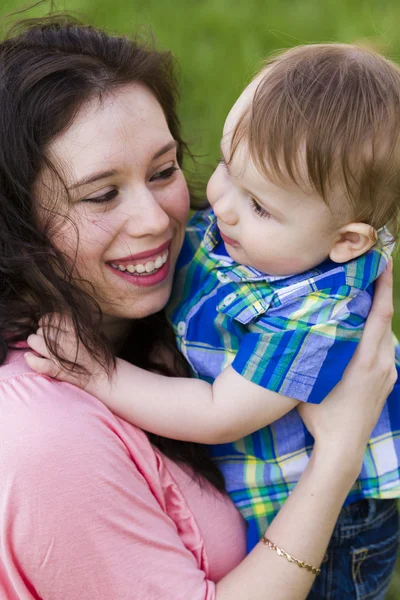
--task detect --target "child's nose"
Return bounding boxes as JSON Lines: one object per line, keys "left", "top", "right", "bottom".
{"left": 207, "top": 163, "right": 238, "bottom": 225}
{"left": 213, "top": 195, "right": 238, "bottom": 226}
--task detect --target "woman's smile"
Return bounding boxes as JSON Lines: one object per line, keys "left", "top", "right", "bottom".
{"left": 108, "top": 242, "right": 171, "bottom": 287}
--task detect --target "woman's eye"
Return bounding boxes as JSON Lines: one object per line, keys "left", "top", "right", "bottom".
{"left": 82, "top": 189, "right": 118, "bottom": 204}
{"left": 150, "top": 165, "right": 179, "bottom": 182}
{"left": 250, "top": 198, "right": 271, "bottom": 219}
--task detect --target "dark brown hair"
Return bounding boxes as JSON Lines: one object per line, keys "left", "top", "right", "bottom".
{"left": 0, "top": 15, "right": 224, "bottom": 491}
{"left": 232, "top": 43, "right": 400, "bottom": 238}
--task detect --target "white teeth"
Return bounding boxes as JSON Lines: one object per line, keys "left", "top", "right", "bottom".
{"left": 112, "top": 249, "right": 169, "bottom": 275}
{"left": 145, "top": 261, "right": 155, "bottom": 273}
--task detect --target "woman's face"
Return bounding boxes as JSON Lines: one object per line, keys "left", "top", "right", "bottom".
{"left": 38, "top": 84, "right": 190, "bottom": 330}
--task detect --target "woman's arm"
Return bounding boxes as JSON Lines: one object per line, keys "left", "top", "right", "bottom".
{"left": 217, "top": 260, "right": 397, "bottom": 599}
{"left": 12, "top": 262, "right": 395, "bottom": 600}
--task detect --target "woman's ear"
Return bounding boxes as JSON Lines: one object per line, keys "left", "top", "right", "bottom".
{"left": 329, "top": 223, "right": 377, "bottom": 264}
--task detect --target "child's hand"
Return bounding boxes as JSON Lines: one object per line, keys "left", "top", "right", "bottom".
{"left": 25, "top": 313, "right": 102, "bottom": 390}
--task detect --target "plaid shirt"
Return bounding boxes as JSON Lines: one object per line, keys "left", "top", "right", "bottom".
{"left": 168, "top": 209, "right": 400, "bottom": 546}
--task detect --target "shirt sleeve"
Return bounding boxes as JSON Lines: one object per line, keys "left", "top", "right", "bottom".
{"left": 231, "top": 285, "right": 372, "bottom": 404}
{"left": 0, "top": 374, "right": 216, "bottom": 600}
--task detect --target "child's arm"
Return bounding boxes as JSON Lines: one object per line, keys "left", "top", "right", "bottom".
{"left": 90, "top": 359, "right": 299, "bottom": 443}
{"left": 25, "top": 330, "right": 298, "bottom": 444}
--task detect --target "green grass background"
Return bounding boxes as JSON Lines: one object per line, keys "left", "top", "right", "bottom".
{"left": 2, "top": 0, "right": 400, "bottom": 596}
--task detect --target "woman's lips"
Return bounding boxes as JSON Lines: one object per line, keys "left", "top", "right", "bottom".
{"left": 220, "top": 231, "right": 240, "bottom": 248}
{"left": 107, "top": 251, "right": 171, "bottom": 287}
{"left": 110, "top": 239, "right": 171, "bottom": 265}
{"left": 108, "top": 241, "right": 172, "bottom": 287}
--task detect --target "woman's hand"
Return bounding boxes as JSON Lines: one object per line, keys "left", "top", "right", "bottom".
{"left": 220, "top": 261, "right": 398, "bottom": 600}
{"left": 25, "top": 314, "right": 104, "bottom": 390}
{"left": 299, "top": 259, "right": 397, "bottom": 470}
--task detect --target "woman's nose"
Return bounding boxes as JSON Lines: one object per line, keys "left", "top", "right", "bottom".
{"left": 123, "top": 191, "right": 170, "bottom": 237}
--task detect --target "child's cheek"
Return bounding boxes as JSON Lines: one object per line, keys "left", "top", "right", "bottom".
{"left": 262, "top": 254, "right": 308, "bottom": 277}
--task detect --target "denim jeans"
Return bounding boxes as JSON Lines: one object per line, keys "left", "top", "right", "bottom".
{"left": 307, "top": 499, "right": 399, "bottom": 599}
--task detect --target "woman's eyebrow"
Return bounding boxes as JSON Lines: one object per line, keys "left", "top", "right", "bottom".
{"left": 152, "top": 140, "right": 178, "bottom": 160}
{"left": 68, "top": 141, "right": 178, "bottom": 190}
{"left": 69, "top": 169, "right": 117, "bottom": 190}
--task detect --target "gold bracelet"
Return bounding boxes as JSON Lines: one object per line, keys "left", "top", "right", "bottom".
{"left": 261, "top": 535, "right": 321, "bottom": 576}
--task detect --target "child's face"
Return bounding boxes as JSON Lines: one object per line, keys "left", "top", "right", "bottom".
{"left": 207, "top": 78, "right": 342, "bottom": 276}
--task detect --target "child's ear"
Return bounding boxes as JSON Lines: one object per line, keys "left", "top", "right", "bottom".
{"left": 329, "top": 223, "right": 377, "bottom": 264}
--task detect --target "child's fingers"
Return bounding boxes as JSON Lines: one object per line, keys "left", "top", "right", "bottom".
{"left": 38, "top": 312, "right": 62, "bottom": 328}
{"left": 31, "top": 325, "right": 83, "bottom": 372}
{"left": 24, "top": 352, "right": 61, "bottom": 378}
{"left": 38, "top": 312, "right": 72, "bottom": 331}
{"left": 27, "top": 333, "right": 52, "bottom": 359}
{"left": 35, "top": 326, "right": 59, "bottom": 339}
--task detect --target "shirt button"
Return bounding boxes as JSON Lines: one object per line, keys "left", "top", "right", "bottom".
{"left": 177, "top": 321, "right": 186, "bottom": 336}
{"left": 224, "top": 293, "right": 237, "bottom": 306}
{"left": 217, "top": 271, "right": 230, "bottom": 283}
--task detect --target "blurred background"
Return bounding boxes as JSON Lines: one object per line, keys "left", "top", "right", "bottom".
{"left": 2, "top": 0, "right": 400, "bottom": 596}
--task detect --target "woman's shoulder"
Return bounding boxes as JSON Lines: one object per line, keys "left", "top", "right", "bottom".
{"left": 1, "top": 344, "right": 36, "bottom": 379}
{"left": 0, "top": 346, "right": 157, "bottom": 474}
{"left": 0, "top": 348, "right": 246, "bottom": 595}
{"left": 0, "top": 345, "right": 103, "bottom": 418}
{"left": 0, "top": 350, "right": 211, "bottom": 598}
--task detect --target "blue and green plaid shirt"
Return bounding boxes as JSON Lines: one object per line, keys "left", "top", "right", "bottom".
{"left": 168, "top": 209, "right": 400, "bottom": 549}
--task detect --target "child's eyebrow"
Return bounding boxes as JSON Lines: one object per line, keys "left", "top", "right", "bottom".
{"left": 219, "top": 143, "right": 230, "bottom": 170}
{"left": 219, "top": 140, "right": 286, "bottom": 219}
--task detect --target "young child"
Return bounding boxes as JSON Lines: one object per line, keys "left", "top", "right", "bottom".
{"left": 27, "top": 43, "right": 400, "bottom": 595}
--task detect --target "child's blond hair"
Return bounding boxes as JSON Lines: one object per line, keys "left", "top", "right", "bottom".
{"left": 231, "top": 44, "right": 400, "bottom": 238}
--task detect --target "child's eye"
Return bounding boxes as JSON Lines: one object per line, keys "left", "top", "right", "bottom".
{"left": 219, "top": 157, "right": 227, "bottom": 168}
{"left": 250, "top": 198, "right": 271, "bottom": 219}
{"left": 83, "top": 189, "right": 119, "bottom": 204}
{"left": 150, "top": 165, "right": 179, "bottom": 182}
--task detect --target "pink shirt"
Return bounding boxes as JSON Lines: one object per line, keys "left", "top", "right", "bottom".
{"left": 0, "top": 347, "right": 246, "bottom": 599}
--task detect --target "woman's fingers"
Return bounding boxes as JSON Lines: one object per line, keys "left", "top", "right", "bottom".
{"left": 298, "top": 258, "right": 397, "bottom": 474}
{"left": 358, "top": 260, "right": 393, "bottom": 353}
{"left": 348, "top": 260, "right": 395, "bottom": 386}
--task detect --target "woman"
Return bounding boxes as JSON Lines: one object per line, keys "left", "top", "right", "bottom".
{"left": 0, "top": 16, "right": 397, "bottom": 600}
